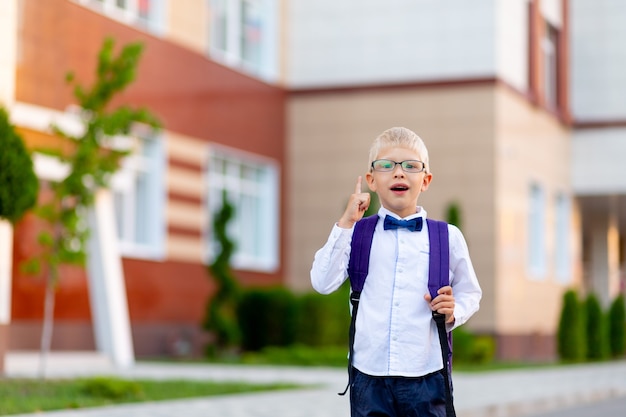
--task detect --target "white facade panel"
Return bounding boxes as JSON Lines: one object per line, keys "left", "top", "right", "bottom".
{"left": 572, "top": 128, "right": 626, "bottom": 194}
{"left": 495, "top": 0, "right": 529, "bottom": 92}
{"left": 540, "top": 0, "right": 562, "bottom": 27}
{"left": 570, "top": 0, "right": 626, "bottom": 121}
{"left": 288, "top": 0, "right": 497, "bottom": 88}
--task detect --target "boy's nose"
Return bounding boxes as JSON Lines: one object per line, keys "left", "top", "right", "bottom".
{"left": 392, "top": 165, "right": 405, "bottom": 176}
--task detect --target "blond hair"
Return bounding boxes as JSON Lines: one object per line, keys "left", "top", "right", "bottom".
{"left": 368, "top": 127, "right": 430, "bottom": 173}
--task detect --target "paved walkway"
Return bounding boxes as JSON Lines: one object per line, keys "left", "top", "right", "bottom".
{"left": 4, "top": 352, "right": 626, "bottom": 417}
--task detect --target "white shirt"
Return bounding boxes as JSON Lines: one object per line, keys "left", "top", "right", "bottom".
{"left": 311, "top": 206, "right": 482, "bottom": 377}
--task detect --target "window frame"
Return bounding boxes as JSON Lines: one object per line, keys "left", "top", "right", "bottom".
{"left": 208, "top": 0, "right": 279, "bottom": 81}
{"left": 110, "top": 133, "right": 166, "bottom": 260}
{"left": 542, "top": 21, "right": 560, "bottom": 111}
{"left": 204, "top": 144, "right": 280, "bottom": 273}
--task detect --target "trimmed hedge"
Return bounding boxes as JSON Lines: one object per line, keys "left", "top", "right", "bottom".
{"left": 294, "top": 283, "right": 350, "bottom": 347}
{"left": 236, "top": 282, "right": 494, "bottom": 366}
{"left": 237, "top": 283, "right": 350, "bottom": 352}
{"left": 237, "top": 287, "right": 298, "bottom": 351}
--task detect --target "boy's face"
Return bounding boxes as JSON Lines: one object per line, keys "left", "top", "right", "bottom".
{"left": 365, "top": 145, "right": 432, "bottom": 218}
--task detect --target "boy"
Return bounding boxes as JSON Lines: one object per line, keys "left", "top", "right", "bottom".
{"left": 311, "top": 127, "right": 482, "bottom": 417}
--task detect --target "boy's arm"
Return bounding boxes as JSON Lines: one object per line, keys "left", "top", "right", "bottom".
{"left": 446, "top": 225, "right": 482, "bottom": 330}
{"left": 310, "top": 224, "right": 353, "bottom": 294}
{"left": 311, "top": 176, "right": 370, "bottom": 294}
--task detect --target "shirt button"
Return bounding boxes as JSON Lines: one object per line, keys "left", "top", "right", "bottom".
{"left": 394, "top": 302, "right": 399, "bottom": 306}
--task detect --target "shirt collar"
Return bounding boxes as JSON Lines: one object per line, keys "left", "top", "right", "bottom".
{"left": 377, "top": 206, "right": 427, "bottom": 221}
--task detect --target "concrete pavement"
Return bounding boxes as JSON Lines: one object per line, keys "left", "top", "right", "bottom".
{"left": 4, "top": 352, "right": 626, "bottom": 417}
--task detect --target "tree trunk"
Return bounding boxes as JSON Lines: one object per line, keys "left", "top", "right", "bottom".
{"left": 38, "top": 269, "right": 56, "bottom": 379}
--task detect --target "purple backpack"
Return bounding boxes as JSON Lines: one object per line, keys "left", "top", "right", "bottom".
{"left": 341, "top": 214, "right": 456, "bottom": 416}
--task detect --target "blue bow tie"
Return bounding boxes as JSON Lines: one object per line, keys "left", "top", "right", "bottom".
{"left": 383, "top": 215, "right": 423, "bottom": 232}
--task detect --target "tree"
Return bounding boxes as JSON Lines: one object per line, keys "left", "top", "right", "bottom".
{"left": 0, "top": 106, "right": 39, "bottom": 374}
{"left": 203, "top": 192, "right": 241, "bottom": 357}
{"left": 0, "top": 107, "right": 39, "bottom": 223}
{"left": 26, "top": 38, "right": 160, "bottom": 377}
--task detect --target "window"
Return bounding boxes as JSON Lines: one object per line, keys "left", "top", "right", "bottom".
{"left": 111, "top": 135, "right": 165, "bottom": 259}
{"left": 206, "top": 146, "right": 279, "bottom": 272}
{"left": 209, "top": 0, "right": 278, "bottom": 81}
{"left": 542, "top": 22, "right": 559, "bottom": 110}
{"left": 74, "top": 0, "right": 165, "bottom": 35}
{"left": 528, "top": 182, "right": 547, "bottom": 278}
{"left": 554, "top": 193, "right": 571, "bottom": 283}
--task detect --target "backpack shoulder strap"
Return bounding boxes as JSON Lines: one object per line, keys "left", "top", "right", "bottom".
{"left": 347, "top": 214, "right": 378, "bottom": 292}
{"left": 426, "top": 218, "right": 450, "bottom": 300}
{"left": 426, "top": 219, "right": 456, "bottom": 417}
{"left": 339, "top": 214, "right": 378, "bottom": 395}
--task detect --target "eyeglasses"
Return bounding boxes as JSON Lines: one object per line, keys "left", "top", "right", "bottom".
{"left": 371, "top": 159, "right": 426, "bottom": 173}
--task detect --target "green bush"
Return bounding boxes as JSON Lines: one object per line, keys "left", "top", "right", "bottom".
{"left": 609, "top": 294, "right": 626, "bottom": 358}
{"left": 0, "top": 107, "right": 38, "bottom": 223}
{"left": 585, "top": 293, "right": 610, "bottom": 360}
{"left": 237, "top": 287, "right": 298, "bottom": 351}
{"left": 452, "top": 327, "right": 495, "bottom": 365}
{"left": 557, "top": 289, "right": 586, "bottom": 362}
{"left": 471, "top": 335, "right": 496, "bottom": 364}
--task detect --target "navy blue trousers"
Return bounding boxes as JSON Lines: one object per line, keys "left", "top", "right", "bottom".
{"left": 349, "top": 368, "right": 448, "bottom": 417}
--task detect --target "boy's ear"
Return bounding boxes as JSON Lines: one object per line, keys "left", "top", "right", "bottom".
{"left": 421, "top": 172, "right": 433, "bottom": 192}
{"left": 365, "top": 171, "right": 376, "bottom": 192}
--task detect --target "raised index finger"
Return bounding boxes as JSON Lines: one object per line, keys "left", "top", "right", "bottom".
{"left": 355, "top": 176, "right": 362, "bottom": 194}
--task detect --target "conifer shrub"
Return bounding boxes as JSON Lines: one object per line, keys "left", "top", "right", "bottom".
{"left": 584, "top": 293, "right": 609, "bottom": 360}
{"left": 204, "top": 193, "right": 241, "bottom": 356}
{"left": 557, "top": 289, "right": 586, "bottom": 362}
{"left": 608, "top": 294, "right": 626, "bottom": 358}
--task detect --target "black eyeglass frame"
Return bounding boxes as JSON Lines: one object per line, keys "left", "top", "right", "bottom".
{"left": 370, "top": 159, "right": 426, "bottom": 173}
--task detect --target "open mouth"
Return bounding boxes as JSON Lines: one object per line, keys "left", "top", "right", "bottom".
{"left": 390, "top": 184, "right": 409, "bottom": 192}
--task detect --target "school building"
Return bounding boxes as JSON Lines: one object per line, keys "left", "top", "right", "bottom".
{"left": 1, "top": 0, "right": 625, "bottom": 368}
{"left": 287, "top": 0, "right": 626, "bottom": 360}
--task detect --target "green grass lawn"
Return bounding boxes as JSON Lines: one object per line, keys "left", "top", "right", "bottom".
{"left": 0, "top": 345, "right": 568, "bottom": 416}
{"left": 0, "top": 377, "right": 300, "bottom": 416}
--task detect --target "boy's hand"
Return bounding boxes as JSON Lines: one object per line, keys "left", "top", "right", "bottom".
{"left": 424, "top": 286, "right": 455, "bottom": 324}
{"left": 338, "top": 176, "right": 370, "bottom": 229}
